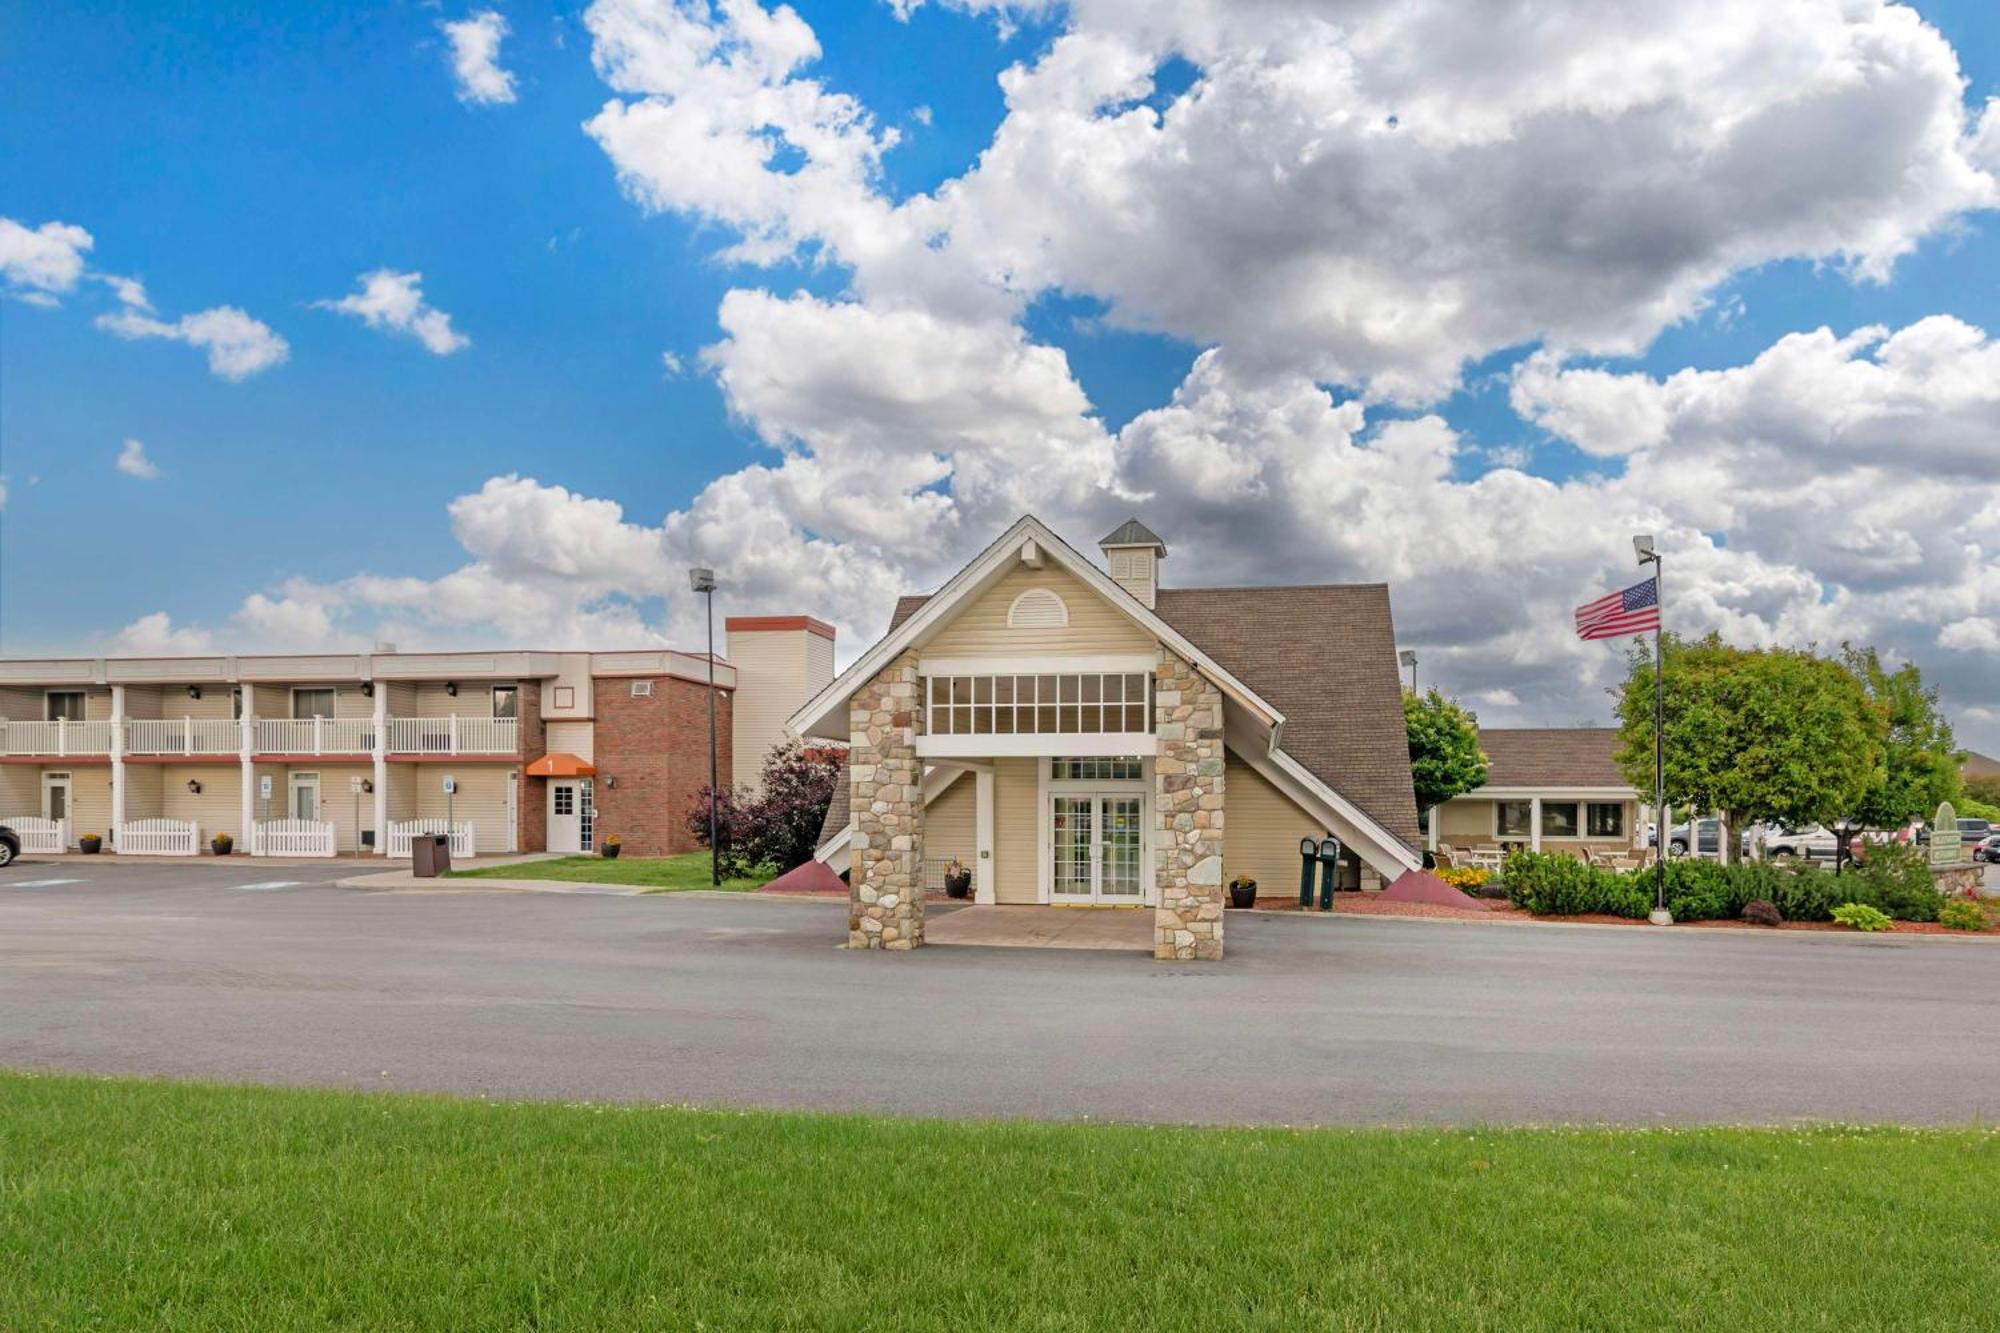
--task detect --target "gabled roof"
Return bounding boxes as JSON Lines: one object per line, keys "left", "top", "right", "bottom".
{"left": 786, "top": 515, "right": 1282, "bottom": 743}
{"left": 1963, "top": 750, "right": 2000, "bottom": 781}
{"left": 1474, "top": 728, "right": 1630, "bottom": 790}
{"left": 888, "top": 581, "right": 1422, "bottom": 849}
{"left": 1099, "top": 518, "right": 1167, "bottom": 552}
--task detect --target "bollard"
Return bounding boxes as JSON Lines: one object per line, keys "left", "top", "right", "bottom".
{"left": 1317, "top": 835, "right": 1343, "bottom": 911}
{"left": 1298, "top": 837, "right": 1319, "bottom": 909}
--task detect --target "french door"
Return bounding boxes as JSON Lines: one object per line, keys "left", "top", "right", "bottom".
{"left": 1050, "top": 794, "right": 1144, "bottom": 903}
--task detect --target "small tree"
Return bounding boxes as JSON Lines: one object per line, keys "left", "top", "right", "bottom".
{"left": 687, "top": 742, "right": 843, "bottom": 877}
{"left": 1405, "top": 689, "right": 1488, "bottom": 824}
{"left": 1615, "top": 633, "right": 1885, "bottom": 863}
{"left": 1842, "top": 646, "right": 1959, "bottom": 832}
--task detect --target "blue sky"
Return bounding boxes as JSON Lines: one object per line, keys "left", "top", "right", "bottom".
{"left": 3, "top": 0, "right": 1998, "bottom": 745}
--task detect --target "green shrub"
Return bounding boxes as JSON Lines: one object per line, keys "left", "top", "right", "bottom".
{"left": 1502, "top": 850, "right": 1648, "bottom": 918}
{"left": 1842, "top": 841, "right": 1941, "bottom": 922}
{"left": 1831, "top": 902, "right": 1894, "bottom": 932}
{"left": 1938, "top": 898, "right": 1989, "bottom": 932}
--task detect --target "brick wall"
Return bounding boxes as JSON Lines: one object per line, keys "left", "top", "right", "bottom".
{"left": 516, "top": 680, "right": 547, "bottom": 853}
{"left": 590, "top": 674, "right": 734, "bottom": 856}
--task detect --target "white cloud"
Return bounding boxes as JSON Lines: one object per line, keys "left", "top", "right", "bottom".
{"left": 0, "top": 217, "right": 93, "bottom": 305}
{"left": 315, "top": 269, "right": 469, "bottom": 355}
{"left": 660, "top": 349, "right": 683, "bottom": 375}
{"left": 116, "top": 438, "right": 161, "bottom": 479}
{"left": 442, "top": 10, "right": 519, "bottom": 105}
{"left": 108, "top": 612, "right": 217, "bottom": 656}
{"left": 96, "top": 305, "right": 290, "bottom": 380}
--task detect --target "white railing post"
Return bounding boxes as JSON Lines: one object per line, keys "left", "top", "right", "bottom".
{"left": 450, "top": 714, "right": 460, "bottom": 754}
{"left": 57, "top": 717, "right": 67, "bottom": 758}
{"left": 313, "top": 715, "right": 325, "bottom": 756}
{"left": 184, "top": 716, "right": 194, "bottom": 754}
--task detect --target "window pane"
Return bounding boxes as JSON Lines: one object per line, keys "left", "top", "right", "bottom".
{"left": 1080, "top": 704, "right": 1102, "bottom": 732}
{"left": 1124, "top": 704, "right": 1146, "bottom": 732}
{"left": 492, "top": 686, "right": 518, "bottom": 719}
{"left": 1497, "top": 801, "right": 1532, "bottom": 837}
{"left": 1587, "top": 802, "right": 1625, "bottom": 837}
{"left": 293, "top": 689, "right": 336, "bottom": 720}
{"left": 1541, "top": 802, "right": 1580, "bottom": 837}
{"left": 1037, "top": 676, "right": 1057, "bottom": 705}
{"left": 993, "top": 676, "right": 1012, "bottom": 705}
{"left": 1037, "top": 704, "right": 1058, "bottom": 733}
{"left": 1126, "top": 675, "right": 1148, "bottom": 706}
{"left": 994, "top": 708, "right": 1015, "bottom": 735}
{"left": 953, "top": 706, "right": 973, "bottom": 734}
{"left": 973, "top": 676, "right": 993, "bottom": 704}
{"left": 951, "top": 677, "right": 972, "bottom": 705}
{"left": 1081, "top": 675, "right": 1101, "bottom": 703}
{"left": 974, "top": 704, "right": 994, "bottom": 735}
{"left": 1059, "top": 675, "right": 1080, "bottom": 702}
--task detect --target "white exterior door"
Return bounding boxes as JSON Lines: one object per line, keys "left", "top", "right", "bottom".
{"left": 1049, "top": 792, "right": 1146, "bottom": 904}
{"left": 42, "top": 771, "right": 72, "bottom": 824}
{"left": 290, "top": 773, "right": 320, "bottom": 821}
{"left": 548, "top": 781, "right": 582, "bottom": 854}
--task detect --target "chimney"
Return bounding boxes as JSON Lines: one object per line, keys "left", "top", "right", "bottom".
{"left": 723, "top": 616, "right": 837, "bottom": 796}
{"left": 1099, "top": 519, "right": 1167, "bottom": 610}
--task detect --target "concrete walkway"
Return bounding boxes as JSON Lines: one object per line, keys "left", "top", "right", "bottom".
{"left": 925, "top": 904, "right": 1153, "bottom": 951}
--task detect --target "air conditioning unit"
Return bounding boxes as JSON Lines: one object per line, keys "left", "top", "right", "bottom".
{"left": 630, "top": 680, "right": 653, "bottom": 698}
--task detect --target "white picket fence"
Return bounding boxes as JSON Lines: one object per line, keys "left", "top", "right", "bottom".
{"left": 0, "top": 815, "right": 70, "bottom": 854}
{"left": 118, "top": 818, "right": 201, "bottom": 856}
{"left": 385, "top": 818, "right": 474, "bottom": 858}
{"left": 251, "top": 819, "right": 337, "bottom": 858}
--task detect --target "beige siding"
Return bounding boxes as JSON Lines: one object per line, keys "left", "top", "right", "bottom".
{"left": 1222, "top": 751, "right": 1326, "bottom": 899}
{"left": 122, "top": 685, "right": 163, "bottom": 720}
{"left": 923, "top": 771, "right": 976, "bottom": 866}
{"left": 923, "top": 565, "right": 1155, "bottom": 659}
{"left": 135, "top": 685, "right": 234, "bottom": 721}
{"left": 275, "top": 764, "right": 376, "bottom": 854}
{"left": 83, "top": 689, "right": 114, "bottom": 722}
{"left": 249, "top": 763, "right": 287, "bottom": 822}
{"left": 69, "top": 768, "right": 116, "bottom": 843}
{"left": 0, "top": 687, "right": 41, "bottom": 719}
{"left": 728, "top": 628, "right": 833, "bottom": 793}
{"left": 123, "top": 763, "right": 164, "bottom": 822}
{"left": 545, "top": 720, "right": 593, "bottom": 762}
{"left": 160, "top": 764, "right": 245, "bottom": 843}
{"left": 414, "top": 763, "right": 516, "bottom": 853}
{"left": 992, "top": 757, "right": 1039, "bottom": 904}
{"left": 383, "top": 762, "right": 418, "bottom": 822}
{"left": 384, "top": 682, "right": 420, "bottom": 719}
{"left": 0, "top": 766, "right": 40, "bottom": 816}
{"left": 412, "top": 681, "right": 517, "bottom": 719}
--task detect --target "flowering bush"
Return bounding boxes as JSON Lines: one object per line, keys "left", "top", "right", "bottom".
{"left": 1436, "top": 865, "right": 1488, "bottom": 890}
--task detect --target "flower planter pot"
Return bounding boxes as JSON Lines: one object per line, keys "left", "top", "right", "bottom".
{"left": 600, "top": 843, "right": 622, "bottom": 860}
{"left": 944, "top": 872, "right": 973, "bottom": 900}
{"left": 1228, "top": 880, "right": 1258, "bottom": 909}
{"left": 211, "top": 840, "right": 233, "bottom": 857}
{"left": 80, "top": 838, "right": 102, "bottom": 855}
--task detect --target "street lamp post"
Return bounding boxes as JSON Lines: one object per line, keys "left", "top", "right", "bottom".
{"left": 689, "top": 566, "right": 720, "bottom": 887}
{"left": 1633, "top": 534, "right": 1669, "bottom": 926}
{"left": 1397, "top": 648, "right": 1418, "bottom": 694}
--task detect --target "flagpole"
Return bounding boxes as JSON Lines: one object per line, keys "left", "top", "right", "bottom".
{"left": 1635, "top": 537, "right": 1670, "bottom": 926}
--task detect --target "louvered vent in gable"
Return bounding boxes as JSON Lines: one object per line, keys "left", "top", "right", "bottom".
{"left": 1007, "top": 587, "right": 1070, "bottom": 629}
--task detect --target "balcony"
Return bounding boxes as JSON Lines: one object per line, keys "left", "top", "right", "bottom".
{"left": 0, "top": 716, "right": 520, "bottom": 759}
{"left": 0, "top": 719, "right": 113, "bottom": 757}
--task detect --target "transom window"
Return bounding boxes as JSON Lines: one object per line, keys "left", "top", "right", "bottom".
{"left": 925, "top": 673, "right": 1151, "bottom": 736}
{"left": 1051, "top": 757, "right": 1143, "bottom": 781}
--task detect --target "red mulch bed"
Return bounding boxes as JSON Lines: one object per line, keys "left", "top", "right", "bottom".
{"left": 755, "top": 861, "right": 847, "bottom": 896}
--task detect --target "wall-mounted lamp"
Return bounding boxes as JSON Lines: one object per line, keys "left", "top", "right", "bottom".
{"left": 186, "top": 779, "right": 203, "bottom": 795}
{"left": 361, "top": 682, "right": 374, "bottom": 698}
{"left": 187, "top": 685, "right": 202, "bottom": 700}
{"left": 445, "top": 682, "right": 459, "bottom": 697}
{"left": 603, "top": 775, "right": 617, "bottom": 789}
{"left": 361, "top": 778, "right": 374, "bottom": 794}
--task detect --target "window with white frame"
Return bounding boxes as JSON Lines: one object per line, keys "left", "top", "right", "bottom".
{"left": 924, "top": 673, "right": 1150, "bottom": 736}
{"left": 1540, "top": 802, "right": 1581, "bottom": 838}
{"left": 1050, "top": 756, "right": 1143, "bottom": 781}
{"left": 1496, "top": 800, "right": 1532, "bottom": 838}
{"left": 1587, "top": 802, "right": 1626, "bottom": 838}
{"left": 491, "top": 685, "right": 518, "bottom": 719}
{"left": 291, "top": 688, "right": 336, "bottom": 720}
{"left": 45, "top": 691, "right": 86, "bottom": 722}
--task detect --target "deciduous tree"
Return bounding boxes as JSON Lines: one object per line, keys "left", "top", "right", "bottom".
{"left": 1842, "top": 646, "right": 1958, "bottom": 831}
{"left": 1405, "top": 688, "right": 1489, "bottom": 819}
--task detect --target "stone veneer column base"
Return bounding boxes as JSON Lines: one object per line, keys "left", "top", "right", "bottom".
{"left": 848, "top": 648, "right": 925, "bottom": 950}
{"left": 1153, "top": 648, "right": 1225, "bottom": 960}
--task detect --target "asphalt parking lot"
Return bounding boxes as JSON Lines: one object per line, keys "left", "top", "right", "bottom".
{"left": 3, "top": 857, "right": 1998, "bottom": 1126}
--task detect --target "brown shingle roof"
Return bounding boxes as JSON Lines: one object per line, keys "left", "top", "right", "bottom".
{"left": 884, "top": 583, "right": 1421, "bottom": 849}
{"left": 1476, "top": 728, "right": 1629, "bottom": 788}
{"left": 815, "top": 751, "right": 851, "bottom": 854}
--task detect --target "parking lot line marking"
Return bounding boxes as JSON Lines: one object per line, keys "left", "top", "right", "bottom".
{"left": 231, "top": 880, "right": 305, "bottom": 892}
{"left": 9, "top": 878, "right": 86, "bottom": 888}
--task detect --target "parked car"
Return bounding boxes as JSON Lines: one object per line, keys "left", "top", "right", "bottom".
{"left": 1649, "top": 818, "right": 1721, "bottom": 857}
{"left": 1756, "top": 824, "right": 1840, "bottom": 861}
{"left": 1972, "top": 834, "right": 2000, "bottom": 865}
{"left": 1955, "top": 818, "right": 1993, "bottom": 847}
{"left": 0, "top": 823, "right": 19, "bottom": 868}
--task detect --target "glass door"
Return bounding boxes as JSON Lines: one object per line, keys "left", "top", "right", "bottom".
{"left": 1050, "top": 793, "right": 1145, "bottom": 903}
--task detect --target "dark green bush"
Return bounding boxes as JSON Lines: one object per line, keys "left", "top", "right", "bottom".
{"left": 1501, "top": 849, "right": 1936, "bottom": 923}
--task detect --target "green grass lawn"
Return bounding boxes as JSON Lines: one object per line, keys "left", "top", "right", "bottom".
{"left": 5, "top": 1074, "right": 1999, "bottom": 1330}
{"left": 448, "top": 850, "right": 775, "bottom": 891}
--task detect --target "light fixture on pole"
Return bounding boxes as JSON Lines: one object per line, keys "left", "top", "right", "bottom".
{"left": 1397, "top": 649, "right": 1418, "bottom": 694}
{"left": 689, "top": 566, "right": 721, "bottom": 888}
{"left": 1633, "top": 533, "right": 1669, "bottom": 925}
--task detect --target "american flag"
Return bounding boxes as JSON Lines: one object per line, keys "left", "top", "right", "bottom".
{"left": 1575, "top": 577, "right": 1660, "bottom": 641}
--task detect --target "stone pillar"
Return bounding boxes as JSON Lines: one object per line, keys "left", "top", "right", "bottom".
{"left": 849, "top": 649, "right": 925, "bottom": 950}
{"left": 1154, "top": 648, "right": 1225, "bottom": 960}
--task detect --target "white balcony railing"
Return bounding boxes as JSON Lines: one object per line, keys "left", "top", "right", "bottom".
{"left": 387, "top": 716, "right": 518, "bottom": 755}
{"left": 0, "top": 719, "right": 113, "bottom": 756}
{"left": 253, "top": 717, "right": 378, "bottom": 755}
{"left": 125, "top": 717, "right": 242, "bottom": 755}
{"left": 0, "top": 715, "right": 517, "bottom": 759}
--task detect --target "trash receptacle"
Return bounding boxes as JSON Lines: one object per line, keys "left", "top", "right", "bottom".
{"left": 412, "top": 833, "right": 451, "bottom": 878}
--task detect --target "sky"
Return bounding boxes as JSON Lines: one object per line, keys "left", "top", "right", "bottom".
{"left": 2, "top": 0, "right": 1998, "bottom": 750}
